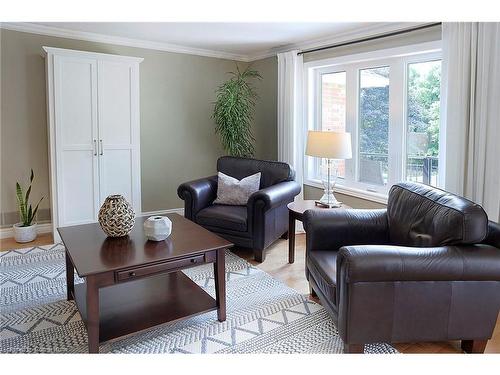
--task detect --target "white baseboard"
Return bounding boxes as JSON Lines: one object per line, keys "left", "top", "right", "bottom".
{"left": 0, "top": 223, "right": 53, "bottom": 240}
{"left": 0, "top": 209, "right": 304, "bottom": 240}
{"left": 0, "top": 209, "right": 185, "bottom": 240}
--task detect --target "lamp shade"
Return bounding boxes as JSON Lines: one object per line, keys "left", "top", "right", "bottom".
{"left": 305, "top": 131, "right": 352, "bottom": 159}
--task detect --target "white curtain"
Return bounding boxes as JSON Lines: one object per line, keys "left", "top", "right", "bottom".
{"left": 442, "top": 22, "right": 500, "bottom": 222}
{"left": 277, "top": 50, "right": 304, "bottom": 191}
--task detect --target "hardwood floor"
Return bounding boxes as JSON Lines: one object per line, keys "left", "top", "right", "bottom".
{"left": 2, "top": 232, "right": 499, "bottom": 354}
{"left": 0, "top": 233, "right": 54, "bottom": 252}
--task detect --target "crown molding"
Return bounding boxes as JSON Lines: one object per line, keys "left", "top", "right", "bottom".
{"left": 1, "top": 22, "right": 439, "bottom": 63}
{"left": 0, "top": 22, "right": 251, "bottom": 62}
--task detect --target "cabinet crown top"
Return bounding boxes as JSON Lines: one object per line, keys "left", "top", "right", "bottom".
{"left": 42, "top": 46, "right": 144, "bottom": 63}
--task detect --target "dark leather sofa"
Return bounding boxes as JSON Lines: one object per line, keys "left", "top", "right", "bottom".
{"left": 303, "top": 182, "right": 500, "bottom": 353}
{"left": 178, "top": 156, "right": 301, "bottom": 262}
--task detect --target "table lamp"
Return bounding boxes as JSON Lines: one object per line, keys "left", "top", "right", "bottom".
{"left": 305, "top": 131, "right": 352, "bottom": 208}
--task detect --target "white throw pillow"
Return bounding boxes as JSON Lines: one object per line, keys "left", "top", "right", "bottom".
{"left": 213, "top": 172, "right": 261, "bottom": 205}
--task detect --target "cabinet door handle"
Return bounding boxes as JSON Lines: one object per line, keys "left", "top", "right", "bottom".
{"left": 93, "top": 140, "right": 97, "bottom": 156}
{"left": 99, "top": 140, "right": 103, "bottom": 156}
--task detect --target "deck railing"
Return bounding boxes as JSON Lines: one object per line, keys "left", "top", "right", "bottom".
{"left": 360, "top": 153, "right": 438, "bottom": 186}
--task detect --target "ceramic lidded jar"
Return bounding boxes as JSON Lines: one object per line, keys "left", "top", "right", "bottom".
{"left": 98, "top": 194, "right": 135, "bottom": 237}
{"left": 143, "top": 216, "right": 172, "bottom": 241}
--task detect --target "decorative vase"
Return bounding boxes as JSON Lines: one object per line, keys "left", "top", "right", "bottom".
{"left": 98, "top": 195, "right": 135, "bottom": 237}
{"left": 143, "top": 216, "right": 172, "bottom": 241}
{"left": 13, "top": 223, "right": 37, "bottom": 243}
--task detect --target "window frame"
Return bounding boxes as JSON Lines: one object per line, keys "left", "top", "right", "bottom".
{"left": 303, "top": 41, "right": 443, "bottom": 202}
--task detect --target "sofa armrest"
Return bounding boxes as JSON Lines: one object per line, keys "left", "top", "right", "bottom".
{"left": 177, "top": 175, "right": 217, "bottom": 220}
{"left": 247, "top": 181, "right": 301, "bottom": 212}
{"left": 303, "top": 209, "right": 389, "bottom": 252}
{"left": 337, "top": 244, "right": 500, "bottom": 283}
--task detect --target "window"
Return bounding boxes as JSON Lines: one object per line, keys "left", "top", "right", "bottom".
{"left": 305, "top": 43, "right": 442, "bottom": 198}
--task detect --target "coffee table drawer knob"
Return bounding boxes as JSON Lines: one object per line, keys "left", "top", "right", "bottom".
{"left": 129, "top": 271, "right": 136, "bottom": 277}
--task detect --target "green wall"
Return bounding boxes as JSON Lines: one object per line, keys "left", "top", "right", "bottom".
{"left": 250, "top": 56, "right": 278, "bottom": 160}
{"left": 0, "top": 29, "right": 277, "bottom": 226}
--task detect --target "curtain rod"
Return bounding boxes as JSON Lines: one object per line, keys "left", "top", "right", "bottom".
{"left": 297, "top": 22, "right": 442, "bottom": 55}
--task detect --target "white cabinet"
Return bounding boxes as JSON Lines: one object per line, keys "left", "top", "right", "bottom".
{"left": 44, "top": 47, "right": 143, "bottom": 240}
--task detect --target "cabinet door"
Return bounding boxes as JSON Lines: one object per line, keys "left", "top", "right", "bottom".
{"left": 53, "top": 55, "right": 100, "bottom": 226}
{"left": 97, "top": 61, "right": 141, "bottom": 212}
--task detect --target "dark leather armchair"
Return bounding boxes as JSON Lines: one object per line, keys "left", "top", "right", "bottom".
{"left": 178, "top": 156, "right": 301, "bottom": 262}
{"left": 303, "top": 182, "right": 500, "bottom": 353}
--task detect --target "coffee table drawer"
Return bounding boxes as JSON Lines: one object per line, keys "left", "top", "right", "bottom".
{"left": 115, "top": 255, "right": 205, "bottom": 282}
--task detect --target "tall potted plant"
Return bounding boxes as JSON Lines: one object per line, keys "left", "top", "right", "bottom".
{"left": 213, "top": 65, "right": 262, "bottom": 157}
{"left": 13, "top": 169, "right": 44, "bottom": 243}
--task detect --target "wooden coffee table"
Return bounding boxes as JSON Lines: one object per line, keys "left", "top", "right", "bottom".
{"left": 287, "top": 200, "right": 351, "bottom": 263}
{"left": 59, "top": 214, "right": 233, "bottom": 353}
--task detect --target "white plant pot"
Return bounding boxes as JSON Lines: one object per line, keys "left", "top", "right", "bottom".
{"left": 13, "top": 223, "right": 38, "bottom": 243}
{"left": 143, "top": 216, "right": 172, "bottom": 241}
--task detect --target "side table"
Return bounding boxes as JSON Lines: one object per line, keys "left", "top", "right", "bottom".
{"left": 287, "top": 200, "right": 352, "bottom": 263}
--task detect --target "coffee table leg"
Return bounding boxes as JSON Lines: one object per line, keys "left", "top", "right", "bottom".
{"left": 86, "top": 275, "right": 100, "bottom": 353}
{"left": 214, "top": 248, "right": 226, "bottom": 322}
{"left": 65, "top": 250, "right": 75, "bottom": 301}
{"left": 288, "top": 211, "right": 296, "bottom": 264}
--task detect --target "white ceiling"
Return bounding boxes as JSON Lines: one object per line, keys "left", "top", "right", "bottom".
{"left": 4, "top": 22, "right": 416, "bottom": 61}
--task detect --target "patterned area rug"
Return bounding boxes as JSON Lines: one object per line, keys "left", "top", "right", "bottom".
{"left": 1, "top": 244, "right": 398, "bottom": 354}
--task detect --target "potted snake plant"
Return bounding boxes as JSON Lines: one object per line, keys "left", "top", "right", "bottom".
{"left": 13, "top": 169, "right": 44, "bottom": 243}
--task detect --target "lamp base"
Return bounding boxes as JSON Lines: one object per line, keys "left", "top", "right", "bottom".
{"left": 317, "top": 159, "right": 342, "bottom": 208}
{"left": 316, "top": 193, "right": 342, "bottom": 208}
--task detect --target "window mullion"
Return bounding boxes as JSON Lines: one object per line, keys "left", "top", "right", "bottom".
{"left": 314, "top": 70, "right": 322, "bottom": 180}
{"left": 344, "top": 66, "right": 358, "bottom": 186}
{"left": 388, "top": 60, "right": 405, "bottom": 188}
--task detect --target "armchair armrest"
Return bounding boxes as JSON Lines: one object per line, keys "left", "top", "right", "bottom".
{"left": 303, "top": 209, "right": 389, "bottom": 252}
{"left": 247, "top": 181, "right": 301, "bottom": 211}
{"left": 482, "top": 220, "right": 500, "bottom": 248}
{"left": 336, "top": 243, "right": 500, "bottom": 346}
{"left": 337, "top": 244, "right": 500, "bottom": 283}
{"left": 177, "top": 175, "right": 217, "bottom": 220}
